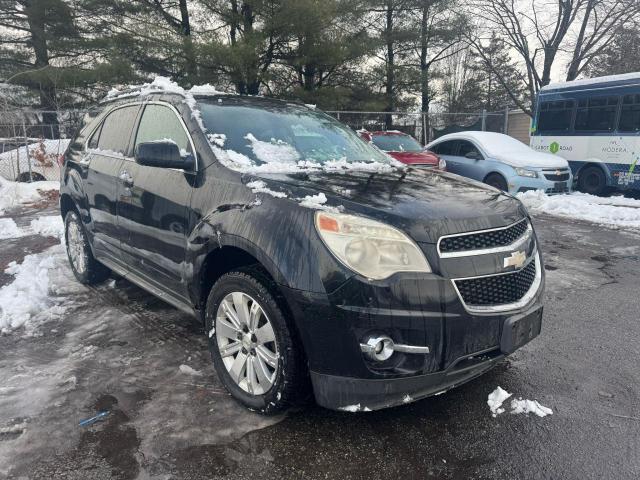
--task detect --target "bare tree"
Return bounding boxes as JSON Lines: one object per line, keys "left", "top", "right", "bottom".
{"left": 565, "top": 0, "right": 640, "bottom": 81}
{"left": 470, "top": 0, "right": 586, "bottom": 114}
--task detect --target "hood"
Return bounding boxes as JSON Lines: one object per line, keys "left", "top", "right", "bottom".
{"left": 388, "top": 151, "right": 438, "bottom": 165}
{"left": 248, "top": 168, "right": 527, "bottom": 243}
{"left": 493, "top": 150, "right": 569, "bottom": 169}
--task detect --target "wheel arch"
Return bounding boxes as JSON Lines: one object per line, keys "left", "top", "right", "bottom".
{"left": 575, "top": 161, "right": 613, "bottom": 186}
{"left": 483, "top": 170, "right": 508, "bottom": 184}
{"left": 195, "top": 240, "right": 290, "bottom": 314}
{"left": 59, "top": 192, "right": 77, "bottom": 219}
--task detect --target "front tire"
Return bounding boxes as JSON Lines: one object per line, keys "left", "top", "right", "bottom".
{"left": 485, "top": 173, "right": 508, "bottom": 191}
{"left": 64, "top": 210, "right": 110, "bottom": 284}
{"left": 206, "top": 268, "right": 305, "bottom": 414}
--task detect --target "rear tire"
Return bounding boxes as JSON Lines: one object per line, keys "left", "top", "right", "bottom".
{"left": 206, "top": 267, "right": 306, "bottom": 414}
{"left": 577, "top": 166, "right": 607, "bottom": 196}
{"left": 16, "top": 172, "right": 46, "bottom": 182}
{"left": 484, "top": 173, "right": 508, "bottom": 191}
{"left": 64, "top": 210, "right": 110, "bottom": 284}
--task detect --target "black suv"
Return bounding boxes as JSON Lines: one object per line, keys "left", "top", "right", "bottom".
{"left": 60, "top": 82, "right": 544, "bottom": 413}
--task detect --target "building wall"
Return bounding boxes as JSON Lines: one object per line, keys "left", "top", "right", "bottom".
{"left": 507, "top": 110, "right": 532, "bottom": 145}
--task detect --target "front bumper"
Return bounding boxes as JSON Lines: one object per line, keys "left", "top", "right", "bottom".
{"left": 509, "top": 171, "right": 573, "bottom": 195}
{"left": 310, "top": 303, "right": 542, "bottom": 411}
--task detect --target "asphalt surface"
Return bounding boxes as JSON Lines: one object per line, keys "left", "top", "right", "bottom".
{"left": 1, "top": 202, "right": 639, "bottom": 479}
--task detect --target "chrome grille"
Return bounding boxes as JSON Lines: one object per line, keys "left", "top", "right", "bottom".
{"left": 454, "top": 258, "right": 537, "bottom": 307}
{"left": 439, "top": 219, "right": 529, "bottom": 254}
{"left": 543, "top": 172, "right": 570, "bottom": 181}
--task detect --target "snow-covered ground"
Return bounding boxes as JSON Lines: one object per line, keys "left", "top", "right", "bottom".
{"left": 0, "top": 176, "right": 59, "bottom": 214}
{"left": 0, "top": 243, "right": 71, "bottom": 335}
{"left": 517, "top": 191, "right": 640, "bottom": 229}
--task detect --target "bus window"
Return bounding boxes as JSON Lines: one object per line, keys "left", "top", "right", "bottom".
{"left": 619, "top": 94, "right": 640, "bottom": 132}
{"left": 537, "top": 100, "right": 574, "bottom": 132}
{"left": 575, "top": 96, "right": 619, "bottom": 131}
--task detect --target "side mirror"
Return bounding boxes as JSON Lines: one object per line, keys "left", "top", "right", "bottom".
{"left": 135, "top": 141, "right": 194, "bottom": 170}
{"left": 465, "top": 151, "right": 481, "bottom": 160}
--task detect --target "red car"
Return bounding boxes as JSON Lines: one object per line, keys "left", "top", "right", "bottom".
{"left": 359, "top": 130, "right": 445, "bottom": 170}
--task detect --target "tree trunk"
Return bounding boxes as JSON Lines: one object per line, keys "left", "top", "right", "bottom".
{"left": 540, "top": 44, "right": 557, "bottom": 87}
{"left": 385, "top": 0, "right": 395, "bottom": 129}
{"left": 566, "top": 1, "right": 593, "bottom": 81}
{"left": 419, "top": 3, "right": 429, "bottom": 141}
{"left": 24, "top": 0, "right": 58, "bottom": 137}
{"left": 178, "top": 0, "right": 197, "bottom": 84}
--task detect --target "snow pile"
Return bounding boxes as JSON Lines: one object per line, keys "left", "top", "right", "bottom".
{"left": 0, "top": 218, "right": 22, "bottom": 239}
{"left": 246, "top": 180, "right": 287, "bottom": 198}
{"left": 207, "top": 133, "right": 226, "bottom": 147}
{"left": 487, "top": 386, "right": 512, "bottom": 417}
{"left": 0, "top": 244, "right": 69, "bottom": 334}
{"left": 298, "top": 192, "right": 341, "bottom": 213}
{"left": 517, "top": 190, "right": 640, "bottom": 229}
{"left": 0, "top": 177, "right": 59, "bottom": 214}
{"left": 0, "top": 215, "right": 63, "bottom": 239}
{"left": 189, "top": 83, "right": 229, "bottom": 96}
{"left": 29, "top": 215, "right": 64, "bottom": 238}
{"left": 244, "top": 133, "right": 301, "bottom": 164}
{"left": 510, "top": 398, "right": 554, "bottom": 417}
{"left": 324, "top": 157, "right": 397, "bottom": 173}
{"left": 487, "top": 386, "right": 553, "bottom": 418}
{"left": 179, "top": 364, "right": 203, "bottom": 376}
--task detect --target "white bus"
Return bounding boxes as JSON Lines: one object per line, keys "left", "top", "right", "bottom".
{"left": 530, "top": 72, "right": 640, "bottom": 196}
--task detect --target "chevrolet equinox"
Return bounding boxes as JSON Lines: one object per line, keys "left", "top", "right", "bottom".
{"left": 60, "top": 79, "right": 544, "bottom": 413}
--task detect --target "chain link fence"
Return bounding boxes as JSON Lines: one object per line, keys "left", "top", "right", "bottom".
{"left": 0, "top": 109, "right": 82, "bottom": 182}
{"left": 326, "top": 108, "right": 530, "bottom": 145}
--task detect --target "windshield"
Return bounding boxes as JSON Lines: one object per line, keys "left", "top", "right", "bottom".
{"left": 371, "top": 134, "right": 422, "bottom": 153}
{"left": 197, "top": 98, "right": 392, "bottom": 171}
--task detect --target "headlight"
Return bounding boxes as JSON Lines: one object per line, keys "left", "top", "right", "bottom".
{"left": 515, "top": 167, "right": 538, "bottom": 178}
{"left": 438, "top": 157, "right": 446, "bottom": 170}
{"left": 315, "top": 212, "right": 431, "bottom": 280}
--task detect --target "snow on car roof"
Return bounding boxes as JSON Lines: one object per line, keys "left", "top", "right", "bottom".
{"left": 103, "top": 76, "right": 231, "bottom": 103}
{"left": 540, "top": 72, "right": 640, "bottom": 92}
{"left": 431, "top": 131, "right": 530, "bottom": 156}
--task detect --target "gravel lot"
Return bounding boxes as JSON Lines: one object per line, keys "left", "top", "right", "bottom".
{"left": 1, "top": 202, "right": 639, "bottom": 480}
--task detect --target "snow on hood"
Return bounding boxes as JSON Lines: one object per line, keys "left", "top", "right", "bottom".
{"left": 429, "top": 131, "right": 568, "bottom": 169}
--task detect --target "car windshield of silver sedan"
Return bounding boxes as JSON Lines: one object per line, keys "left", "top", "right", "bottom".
{"left": 372, "top": 134, "right": 423, "bottom": 153}
{"left": 198, "top": 98, "right": 397, "bottom": 173}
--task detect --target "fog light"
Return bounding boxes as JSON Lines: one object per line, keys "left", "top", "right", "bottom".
{"left": 361, "top": 335, "right": 394, "bottom": 362}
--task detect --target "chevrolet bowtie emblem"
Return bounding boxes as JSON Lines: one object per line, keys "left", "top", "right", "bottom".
{"left": 504, "top": 251, "right": 527, "bottom": 269}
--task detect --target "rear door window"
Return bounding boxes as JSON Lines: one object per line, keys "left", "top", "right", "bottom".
{"left": 97, "top": 105, "right": 140, "bottom": 155}
{"left": 458, "top": 141, "right": 483, "bottom": 159}
{"left": 432, "top": 140, "right": 458, "bottom": 155}
{"left": 134, "top": 104, "right": 192, "bottom": 155}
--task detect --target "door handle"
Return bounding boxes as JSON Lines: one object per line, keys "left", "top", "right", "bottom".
{"left": 119, "top": 170, "right": 134, "bottom": 187}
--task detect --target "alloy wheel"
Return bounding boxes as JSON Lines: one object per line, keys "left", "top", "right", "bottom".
{"left": 67, "top": 219, "right": 87, "bottom": 274}
{"left": 215, "top": 292, "right": 279, "bottom": 395}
